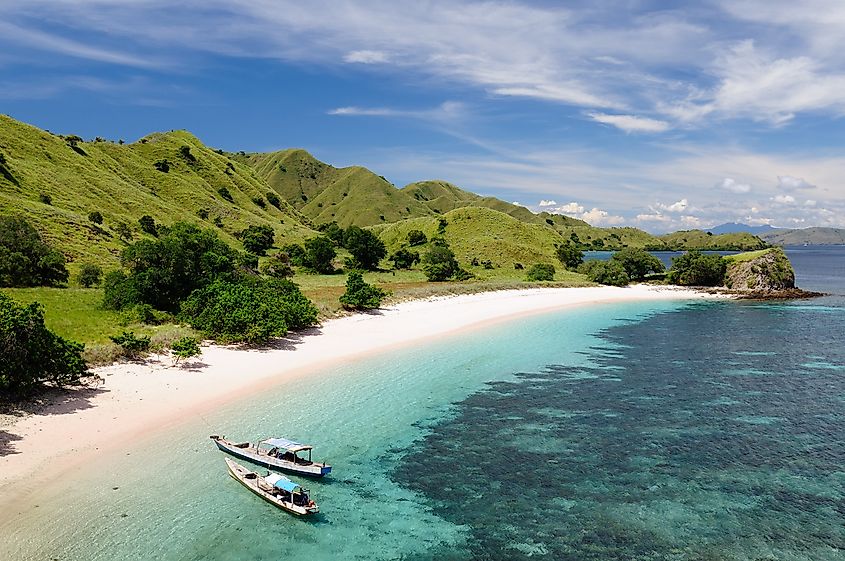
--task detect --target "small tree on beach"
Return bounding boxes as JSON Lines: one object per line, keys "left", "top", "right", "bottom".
{"left": 339, "top": 271, "right": 388, "bottom": 310}
{"left": 171, "top": 336, "right": 201, "bottom": 366}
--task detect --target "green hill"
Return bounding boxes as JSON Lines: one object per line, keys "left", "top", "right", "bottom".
{"left": 0, "top": 115, "right": 313, "bottom": 267}
{"left": 760, "top": 227, "right": 845, "bottom": 246}
{"left": 244, "top": 150, "right": 434, "bottom": 227}
{"left": 658, "top": 230, "right": 768, "bottom": 251}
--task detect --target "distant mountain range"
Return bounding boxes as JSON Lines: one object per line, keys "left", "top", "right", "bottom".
{"left": 709, "top": 223, "right": 845, "bottom": 245}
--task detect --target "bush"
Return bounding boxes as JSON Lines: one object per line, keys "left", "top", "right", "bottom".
{"left": 421, "top": 241, "right": 471, "bottom": 281}
{"left": 153, "top": 159, "right": 170, "bottom": 172}
{"left": 668, "top": 251, "right": 727, "bottom": 286}
{"left": 317, "top": 221, "right": 345, "bottom": 246}
{"left": 181, "top": 277, "right": 318, "bottom": 344}
{"left": 251, "top": 196, "right": 266, "bottom": 208}
{"left": 39, "top": 193, "right": 52, "bottom": 205}
{"left": 0, "top": 293, "right": 88, "bottom": 396}
{"left": 88, "top": 211, "right": 104, "bottom": 224}
{"left": 303, "top": 236, "right": 336, "bottom": 274}
{"left": 555, "top": 241, "right": 583, "bottom": 270}
{"left": 217, "top": 186, "right": 234, "bottom": 202}
{"left": 578, "top": 260, "right": 629, "bottom": 286}
{"left": 0, "top": 215, "right": 69, "bottom": 287}
{"left": 266, "top": 192, "right": 281, "bottom": 209}
{"left": 339, "top": 271, "right": 388, "bottom": 310}
{"left": 179, "top": 145, "right": 196, "bottom": 162}
{"left": 526, "top": 263, "right": 556, "bottom": 281}
{"left": 109, "top": 330, "right": 151, "bottom": 359}
{"left": 611, "top": 248, "right": 664, "bottom": 281}
{"left": 114, "top": 221, "right": 133, "bottom": 243}
{"left": 343, "top": 226, "right": 386, "bottom": 270}
{"left": 389, "top": 248, "right": 420, "bottom": 270}
{"left": 407, "top": 230, "right": 427, "bottom": 246}
{"left": 138, "top": 215, "right": 158, "bottom": 237}
{"left": 76, "top": 263, "right": 103, "bottom": 287}
{"left": 260, "top": 251, "right": 294, "bottom": 278}
{"left": 239, "top": 224, "right": 275, "bottom": 256}
{"left": 170, "top": 336, "right": 201, "bottom": 366}
{"left": 197, "top": 209, "right": 209, "bottom": 220}
{"left": 281, "top": 243, "right": 306, "bottom": 266}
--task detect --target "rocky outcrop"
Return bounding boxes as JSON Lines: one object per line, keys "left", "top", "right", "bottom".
{"left": 725, "top": 247, "right": 795, "bottom": 292}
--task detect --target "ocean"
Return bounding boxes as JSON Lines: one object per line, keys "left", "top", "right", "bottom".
{"left": 3, "top": 246, "right": 843, "bottom": 560}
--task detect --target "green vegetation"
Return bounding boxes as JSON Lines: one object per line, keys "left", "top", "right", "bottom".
{"left": 0, "top": 215, "right": 68, "bottom": 287}
{"left": 109, "top": 330, "right": 151, "bottom": 359}
{"left": 555, "top": 241, "right": 583, "bottom": 270}
{"left": 76, "top": 263, "right": 102, "bottom": 288}
{"left": 525, "top": 263, "right": 556, "bottom": 281}
{"left": 303, "top": 236, "right": 336, "bottom": 274}
{"left": 611, "top": 248, "right": 664, "bottom": 280}
{"left": 422, "top": 239, "right": 472, "bottom": 282}
{"left": 239, "top": 224, "right": 275, "bottom": 255}
{"left": 389, "top": 248, "right": 420, "bottom": 270}
{"left": 343, "top": 226, "right": 387, "bottom": 270}
{"left": 170, "top": 336, "right": 201, "bottom": 366}
{"left": 339, "top": 271, "right": 388, "bottom": 310}
{"left": 0, "top": 292, "right": 87, "bottom": 396}
{"left": 260, "top": 251, "right": 294, "bottom": 278}
{"left": 668, "top": 251, "right": 727, "bottom": 286}
{"left": 578, "top": 260, "right": 629, "bottom": 286}
{"left": 659, "top": 230, "right": 768, "bottom": 251}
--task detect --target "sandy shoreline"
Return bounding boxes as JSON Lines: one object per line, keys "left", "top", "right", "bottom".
{"left": 0, "top": 285, "right": 718, "bottom": 500}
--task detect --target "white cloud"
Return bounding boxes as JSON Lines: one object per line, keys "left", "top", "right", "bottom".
{"left": 328, "top": 101, "right": 465, "bottom": 122}
{"left": 804, "top": 199, "right": 817, "bottom": 206}
{"left": 773, "top": 194, "right": 796, "bottom": 204}
{"left": 580, "top": 208, "right": 625, "bottom": 226}
{"left": 556, "top": 202, "right": 585, "bottom": 214}
{"left": 587, "top": 112, "right": 670, "bottom": 133}
{"left": 538, "top": 199, "right": 558, "bottom": 207}
{"left": 343, "top": 50, "right": 388, "bottom": 64}
{"left": 636, "top": 213, "right": 671, "bottom": 222}
{"left": 717, "top": 178, "right": 752, "bottom": 194}
{"left": 777, "top": 175, "right": 815, "bottom": 190}
{"left": 655, "top": 198, "right": 689, "bottom": 213}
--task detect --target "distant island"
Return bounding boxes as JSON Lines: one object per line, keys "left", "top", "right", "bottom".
{"left": 709, "top": 222, "right": 845, "bottom": 245}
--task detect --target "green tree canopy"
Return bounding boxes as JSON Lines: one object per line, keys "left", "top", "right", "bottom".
{"left": 76, "top": 263, "right": 103, "bottom": 288}
{"left": 260, "top": 251, "right": 294, "bottom": 279}
{"left": 555, "top": 241, "right": 584, "bottom": 270}
{"left": 389, "top": 248, "right": 420, "bottom": 270}
{"left": 526, "top": 263, "right": 556, "bottom": 281}
{"left": 668, "top": 251, "right": 727, "bottom": 286}
{"left": 343, "top": 226, "right": 387, "bottom": 270}
{"left": 239, "top": 224, "right": 275, "bottom": 256}
{"left": 0, "top": 215, "right": 68, "bottom": 287}
{"left": 421, "top": 241, "right": 472, "bottom": 282}
{"left": 611, "top": 248, "right": 665, "bottom": 280}
{"left": 303, "top": 236, "right": 336, "bottom": 274}
{"left": 339, "top": 271, "right": 388, "bottom": 310}
{"left": 407, "top": 230, "right": 427, "bottom": 246}
{"left": 578, "top": 259, "right": 630, "bottom": 286}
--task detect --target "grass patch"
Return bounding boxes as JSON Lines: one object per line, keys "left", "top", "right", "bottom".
{"left": 723, "top": 248, "right": 774, "bottom": 263}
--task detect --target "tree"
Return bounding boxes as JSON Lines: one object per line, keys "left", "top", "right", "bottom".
{"left": 138, "top": 215, "right": 158, "bottom": 237}
{"left": 114, "top": 221, "right": 133, "bottom": 243}
{"left": 526, "top": 263, "right": 556, "bottom": 281}
{"left": 389, "top": 248, "right": 420, "bottom": 270}
{"left": 421, "top": 241, "right": 472, "bottom": 281}
{"left": 217, "top": 186, "right": 234, "bottom": 202}
{"left": 611, "top": 248, "right": 664, "bottom": 281}
{"left": 281, "top": 243, "right": 306, "bottom": 266}
{"left": 266, "top": 192, "right": 281, "bottom": 209}
{"left": 339, "top": 271, "right": 388, "bottom": 310}
{"left": 343, "top": 226, "right": 386, "bottom": 270}
{"left": 407, "top": 230, "right": 427, "bottom": 246}
{"left": 555, "top": 241, "right": 583, "bottom": 270}
{"left": 180, "top": 277, "right": 318, "bottom": 343}
{"left": 171, "top": 336, "right": 201, "bottom": 366}
{"left": 76, "top": 263, "right": 103, "bottom": 287}
{"left": 260, "top": 251, "right": 294, "bottom": 278}
{"left": 0, "top": 293, "right": 87, "bottom": 396}
{"left": 317, "top": 221, "right": 345, "bottom": 246}
{"left": 303, "top": 236, "right": 336, "bottom": 274}
{"left": 239, "top": 224, "right": 275, "bottom": 256}
{"left": 88, "top": 211, "right": 104, "bottom": 224}
{"left": 109, "top": 330, "right": 151, "bottom": 359}
{"left": 578, "top": 260, "right": 629, "bottom": 286}
{"left": 0, "top": 215, "right": 68, "bottom": 287}
{"left": 668, "top": 251, "right": 726, "bottom": 286}
{"left": 103, "top": 222, "right": 240, "bottom": 312}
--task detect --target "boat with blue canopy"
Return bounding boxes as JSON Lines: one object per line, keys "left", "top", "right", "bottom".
{"left": 211, "top": 435, "right": 332, "bottom": 477}
{"left": 225, "top": 458, "right": 319, "bottom": 515}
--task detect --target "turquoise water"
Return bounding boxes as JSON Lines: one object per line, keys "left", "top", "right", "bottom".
{"left": 4, "top": 246, "right": 843, "bottom": 560}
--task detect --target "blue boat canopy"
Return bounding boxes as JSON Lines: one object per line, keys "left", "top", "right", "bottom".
{"left": 261, "top": 437, "right": 312, "bottom": 453}
{"left": 264, "top": 473, "right": 300, "bottom": 493}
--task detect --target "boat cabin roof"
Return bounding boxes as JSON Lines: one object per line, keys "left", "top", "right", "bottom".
{"left": 260, "top": 437, "right": 313, "bottom": 453}
{"left": 265, "top": 473, "right": 302, "bottom": 493}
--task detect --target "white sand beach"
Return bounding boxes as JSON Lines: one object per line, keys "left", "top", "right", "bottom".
{"left": 0, "top": 285, "right": 717, "bottom": 500}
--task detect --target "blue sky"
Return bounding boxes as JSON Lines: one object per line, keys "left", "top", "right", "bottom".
{"left": 2, "top": 1, "right": 844, "bottom": 232}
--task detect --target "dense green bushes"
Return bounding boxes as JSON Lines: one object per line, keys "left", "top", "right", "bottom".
{"left": 526, "top": 263, "right": 556, "bottom": 281}
{"left": 422, "top": 240, "right": 472, "bottom": 281}
{"left": 555, "top": 241, "right": 583, "bottom": 270}
{"left": 0, "top": 293, "right": 87, "bottom": 396}
{"left": 578, "top": 260, "right": 630, "bottom": 286}
{"left": 0, "top": 215, "right": 68, "bottom": 287}
{"left": 611, "top": 248, "right": 664, "bottom": 280}
{"left": 339, "top": 271, "right": 388, "bottom": 310}
{"left": 343, "top": 226, "right": 386, "bottom": 270}
{"left": 239, "top": 224, "right": 274, "bottom": 255}
{"left": 668, "top": 251, "right": 726, "bottom": 286}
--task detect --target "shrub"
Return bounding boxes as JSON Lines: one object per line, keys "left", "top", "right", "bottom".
{"left": 153, "top": 159, "right": 170, "bottom": 173}
{"left": 303, "top": 236, "right": 336, "bottom": 274}
{"left": 437, "top": 218, "right": 448, "bottom": 234}
{"left": 138, "top": 215, "right": 158, "bottom": 237}
{"left": 39, "top": 193, "right": 52, "bottom": 205}
{"left": 266, "top": 192, "right": 281, "bottom": 209}
{"left": 170, "top": 336, "right": 201, "bottom": 366}
{"left": 526, "top": 263, "right": 556, "bottom": 281}
{"left": 251, "top": 196, "right": 266, "bottom": 208}
{"left": 317, "top": 221, "right": 344, "bottom": 246}
{"left": 181, "top": 277, "right": 318, "bottom": 343}
{"left": 114, "top": 221, "right": 133, "bottom": 243}
{"left": 343, "top": 226, "right": 386, "bottom": 270}
{"left": 239, "top": 224, "right": 275, "bottom": 256}
{"left": 88, "top": 211, "right": 104, "bottom": 224}
{"left": 0, "top": 215, "right": 68, "bottom": 287}
{"left": 217, "top": 186, "right": 234, "bottom": 202}
{"left": 389, "top": 248, "right": 420, "bottom": 270}
{"left": 76, "top": 263, "right": 103, "bottom": 288}
{"left": 281, "top": 243, "right": 306, "bottom": 266}
{"left": 0, "top": 293, "right": 88, "bottom": 396}
{"left": 179, "top": 145, "right": 196, "bottom": 162}
{"left": 260, "top": 251, "right": 294, "bottom": 278}
{"left": 109, "top": 330, "right": 151, "bottom": 359}
{"left": 578, "top": 260, "right": 629, "bottom": 286}
{"left": 407, "top": 230, "right": 427, "bottom": 246}
{"left": 668, "top": 251, "right": 727, "bottom": 286}
{"left": 339, "top": 271, "right": 389, "bottom": 310}
{"left": 197, "top": 209, "right": 209, "bottom": 220}
{"left": 611, "top": 248, "right": 665, "bottom": 281}
{"left": 421, "top": 241, "right": 471, "bottom": 281}
{"left": 555, "top": 241, "right": 583, "bottom": 270}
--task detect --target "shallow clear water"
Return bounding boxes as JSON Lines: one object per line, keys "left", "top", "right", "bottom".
{"left": 4, "top": 246, "right": 843, "bottom": 560}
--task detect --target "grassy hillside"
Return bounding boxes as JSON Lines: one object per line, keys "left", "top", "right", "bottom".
{"left": 245, "top": 150, "right": 434, "bottom": 227}
{"left": 760, "top": 227, "right": 845, "bottom": 246}
{"left": 0, "top": 115, "right": 314, "bottom": 268}
{"left": 659, "top": 230, "right": 768, "bottom": 251}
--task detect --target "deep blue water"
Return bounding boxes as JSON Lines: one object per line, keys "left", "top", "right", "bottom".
{"left": 393, "top": 246, "right": 845, "bottom": 560}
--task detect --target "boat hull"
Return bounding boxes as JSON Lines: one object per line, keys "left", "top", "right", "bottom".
{"left": 211, "top": 436, "right": 332, "bottom": 477}
{"left": 225, "top": 458, "right": 318, "bottom": 516}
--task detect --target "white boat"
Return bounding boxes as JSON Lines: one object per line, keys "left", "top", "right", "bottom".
{"left": 211, "top": 435, "right": 332, "bottom": 477}
{"left": 225, "top": 458, "right": 319, "bottom": 516}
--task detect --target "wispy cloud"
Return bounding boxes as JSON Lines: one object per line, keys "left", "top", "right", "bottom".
{"left": 587, "top": 112, "right": 670, "bottom": 133}
{"left": 328, "top": 101, "right": 466, "bottom": 122}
